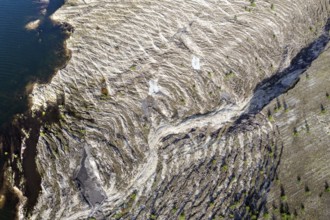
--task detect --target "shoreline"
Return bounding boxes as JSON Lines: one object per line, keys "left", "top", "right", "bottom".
{"left": 0, "top": 0, "right": 73, "bottom": 218}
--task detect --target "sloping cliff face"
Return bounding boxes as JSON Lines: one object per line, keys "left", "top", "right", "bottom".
{"left": 264, "top": 43, "right": 330, "bottom": 220}
{"left": 21, "top": 0, "right": 330, "bottom": 219}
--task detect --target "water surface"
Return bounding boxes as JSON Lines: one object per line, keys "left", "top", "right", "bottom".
{"left": 0, "top": 0, "right": 68, "bottom": 218}
{"left": 0, "top": 0, "right": 67, "bottom": 125}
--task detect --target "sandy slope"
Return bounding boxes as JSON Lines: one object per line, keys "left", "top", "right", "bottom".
{"left": 20, "top": 0, "right": 330, "bottom": 219}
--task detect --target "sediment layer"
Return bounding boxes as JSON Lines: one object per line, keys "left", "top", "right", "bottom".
{"left": 13, "top": 0, "right": 330, "bottom": 219}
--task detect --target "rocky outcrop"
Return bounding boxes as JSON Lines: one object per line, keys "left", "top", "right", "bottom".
{"left": 14, "top": 0, "right": 330, "bottom": 219}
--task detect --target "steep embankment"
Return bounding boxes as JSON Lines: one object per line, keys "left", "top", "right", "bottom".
{"left": 263, "top": 43, "right": 330, "bottom": 220}
{"left": 15, "top": 0, "right": 330, "bottom": 219}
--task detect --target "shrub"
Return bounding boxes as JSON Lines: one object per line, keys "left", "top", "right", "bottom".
{"left": 150, "top": 214, "right": 157, "bottom": 220}
{"left": 250, "top": 0, "right": 256, "bottom": 7}
{"left": 271, "top": 3, "right": 275, "bottom": 10}
{"left": 221, "top": 164, "right": 228, "bottom": 172}
{"left": 101, "top": 87, "right": 109, "bottom": 96}
{"left": 179, "top": 213, "right": 185, "bottom": 220}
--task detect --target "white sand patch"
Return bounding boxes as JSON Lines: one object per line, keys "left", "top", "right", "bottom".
{"left": 148, "top": 79, "right": 160, "bottom": 95}
{"left": 192, "top": 56, "right": 200, "bottom": 70}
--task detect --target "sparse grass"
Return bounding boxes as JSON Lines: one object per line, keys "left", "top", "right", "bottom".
{"left": 179, "top": 213, "right": 185, "bottom": 220}
{"left": 280, "top": 195, "right": 287, "bottom": 201}
{"left": 281, "top": 213, "right": 293, "bottom": 220}
{"left": 250, "top": 0, "right": 256, "bottom": 7}
{"left": 229, "top": 201, "right": 240, "bottom": 210}
{"left": 129, "top": 65, "right": 137, "bottom": 71}
{"left": 263, "top": 212, "right": 270, "bottom": 219}
{"left": 221, "top": 164, "right": 228, "bottom": 172}
{"left": 271, "top": 3, "right": 275, "bottom": 10}
{"left": 150, "top": 214, "right": 157, "bottom": 220}
{"left": 130, "top": 192, "right": 137, "bottom": 200}
{"left": 274, "top": 106, "right": 282, "bottom": 113}
{"left": 114, "top": 212, "right": 124, "bottom": 219}
{"left": 293, "top": 128, "right": 298, "bottom": 137}
{"left": 79, "top": 129, "right": 86, "bottom": 135}
{"left": 268, "top": 115, "right": 274, "bottom": 122}
{"left": 60, "top": 113, "right": 66, "bottom": 120}
{"left": 267, "top": 109, "right": 274, "bottom": 121}
{"left": 67, "top": 1, "right": 79, "bottom": 6}
{"left": 225, "top": 71, "right": 235, "bottom": 79}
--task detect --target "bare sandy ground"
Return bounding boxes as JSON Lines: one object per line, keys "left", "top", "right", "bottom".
{"left": 15, "top": 0, "right": 330, "bottom": 219}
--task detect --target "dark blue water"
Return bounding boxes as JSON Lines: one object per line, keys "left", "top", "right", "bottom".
{"left": 0, "top": 0, "right": 68, "bottom": 219}
{"left": 0, "top": 0, "right": 67, "bottom": 125}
